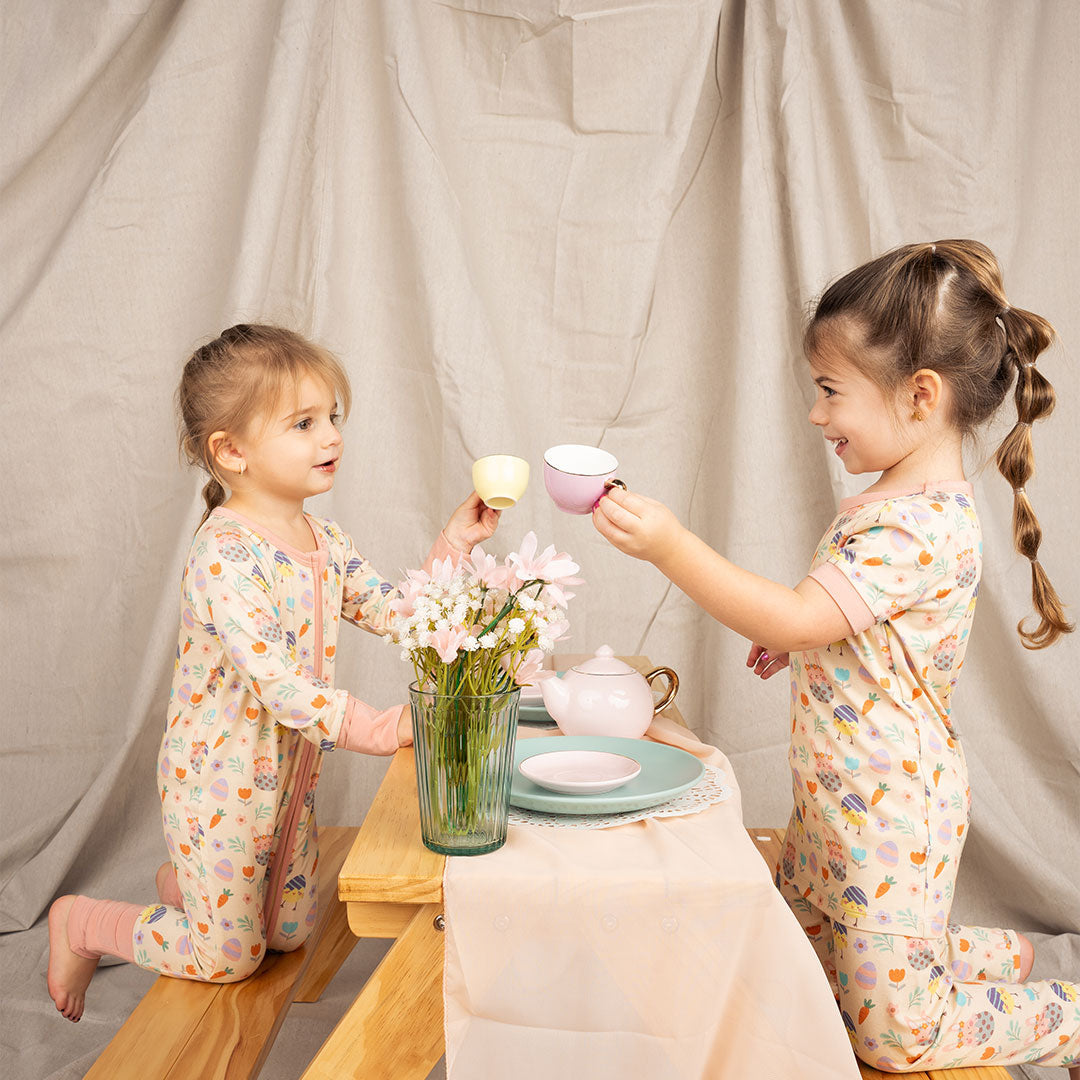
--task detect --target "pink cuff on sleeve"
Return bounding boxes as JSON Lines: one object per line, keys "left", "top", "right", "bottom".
{"left": 808, "top": 562, "right": 876, "bottom": 634}
{"left": 424, "top": 530, "right": 467, "bottom": 571}
{"left": 336, "top": 697, "right": 405, "bottom": 756}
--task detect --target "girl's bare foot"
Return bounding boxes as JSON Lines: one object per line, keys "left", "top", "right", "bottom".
{"left": 47, "top": 896, "right": 99, "bottom": 1022}
{"left": 1016, "top": 931, "right": 1034, "bottom": 981}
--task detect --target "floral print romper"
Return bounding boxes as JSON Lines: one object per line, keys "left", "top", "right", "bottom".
{"left": 134, "top": 508, "right": 410, "bottom": 982}
{"left": 778, "top": 484, "right": 1078, "bottom": 1071}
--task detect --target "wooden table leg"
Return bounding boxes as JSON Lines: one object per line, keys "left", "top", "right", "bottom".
{"left": 300, "top": 903, "right": 445, "bottom": 1080}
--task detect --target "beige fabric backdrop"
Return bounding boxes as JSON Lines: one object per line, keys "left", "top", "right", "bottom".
{"left": 2, "top": 1, "right": 1077, "bottom": 1077}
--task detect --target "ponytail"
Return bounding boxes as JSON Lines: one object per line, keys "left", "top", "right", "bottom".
{"left": 199, "top": 476, "right": 226, "bottom": 528}
{"left": 993, "top": 307, "right": 1073, "bottom": 648}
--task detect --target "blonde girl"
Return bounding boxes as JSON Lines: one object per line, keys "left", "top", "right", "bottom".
{"left": 48, "top": 325, "right": 500, "bottom": 1021}
{"left": 593, "top": 242, "right": 1078, "bottom": 1073}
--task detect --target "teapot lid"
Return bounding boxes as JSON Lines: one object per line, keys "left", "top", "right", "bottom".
{"left": 571, "top": 645, "right": 636, "bottom": 676}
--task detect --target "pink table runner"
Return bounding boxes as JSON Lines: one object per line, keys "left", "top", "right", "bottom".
{"left": 443, "top": 716, "right": 861, "bottom": 1079}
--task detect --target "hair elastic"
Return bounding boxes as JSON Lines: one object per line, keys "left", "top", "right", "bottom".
{"left": 1013, "top": 487, "right": 1026, "bottom": 495}
{"left": 1018, "top": 421, "right": 1032, "bottom": 428}
{"left": 1000, "top": 304, "right": 1011, "bottom": 316}
{"left": 1020, "top": 358, "right": 1036, "bottom": 369}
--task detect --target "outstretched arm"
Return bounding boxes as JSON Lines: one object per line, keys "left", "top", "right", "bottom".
{"left": 593, "top": 487, "right": 851, "bottom": 654}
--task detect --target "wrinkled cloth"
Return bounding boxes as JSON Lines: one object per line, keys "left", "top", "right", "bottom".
{"left": 444, "top": 718, "right": 861, "bottom": 1080}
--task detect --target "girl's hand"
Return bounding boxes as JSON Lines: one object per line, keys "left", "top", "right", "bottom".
{"left": 396, "top": 706, "right": 414, "bottom": 748}
{"left": 443, "top": 491, "right": 501, "bottom": 553}
{"left": 746, "top": 643, "right": 789, "bottom": 680}
{"left": 592, "top": 486, "right": 686, "bottom": 564}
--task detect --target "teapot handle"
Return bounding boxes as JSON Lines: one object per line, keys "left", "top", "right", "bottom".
{"left": 644, "top": 667, "right": 679, "bottom": 714}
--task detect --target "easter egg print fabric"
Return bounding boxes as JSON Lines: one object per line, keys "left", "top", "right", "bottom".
{"left": 137, "top": 508, "right": 414, "bottom": 981}
{"left": 779, "top": 878, "right": 1080, "bottom": 1069}
{"left": 783, "top": 484, "right": 980, "bottom": 938}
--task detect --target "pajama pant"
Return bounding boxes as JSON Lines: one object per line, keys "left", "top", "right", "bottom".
{"left": 128, "top": 811, "right": 323, "bottom": 982}
{"left": 778, "top": 877, "right": 1080, "bottom": 1072}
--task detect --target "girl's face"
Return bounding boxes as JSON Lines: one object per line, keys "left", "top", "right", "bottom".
{"left": 235, "top": 374, "right": 343, "bottom": 505}
{"left": 807, "top": 334, "right": 915, "bottom": 477}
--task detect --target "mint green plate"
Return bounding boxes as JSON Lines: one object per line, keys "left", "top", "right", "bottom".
{"left": 510, "top": 736, "right": 705, "bottom": 815}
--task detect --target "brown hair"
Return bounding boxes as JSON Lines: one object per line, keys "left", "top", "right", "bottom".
{"left": 177, "top": 324, "right": 352, "bottom": 527}
{"left": 804, "top": 239, "right": 1071, "bottom": 648}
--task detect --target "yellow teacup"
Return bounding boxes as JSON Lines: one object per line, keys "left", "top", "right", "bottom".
{"left": 472, "top": 455, "right": 530, "bottom": 509}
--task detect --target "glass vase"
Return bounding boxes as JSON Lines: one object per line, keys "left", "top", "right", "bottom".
{"left": 409, "top": 685, "right": 521, "bottom": 856}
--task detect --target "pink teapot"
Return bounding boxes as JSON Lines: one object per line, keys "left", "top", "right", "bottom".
{"left": 539, "top": 646, "right": 679, "bottom": 738}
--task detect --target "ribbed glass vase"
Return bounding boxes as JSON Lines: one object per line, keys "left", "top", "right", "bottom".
{"left": 409, "top": 686, "right": 521, "bottom": 856}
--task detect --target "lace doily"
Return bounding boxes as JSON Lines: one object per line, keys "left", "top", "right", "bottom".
{"left": 508, "top": 764, "right": 733, "bottom": 830}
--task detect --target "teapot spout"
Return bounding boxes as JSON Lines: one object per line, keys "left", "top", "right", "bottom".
{"left": 539, "top": 675, "right": 570, "bottom": 721}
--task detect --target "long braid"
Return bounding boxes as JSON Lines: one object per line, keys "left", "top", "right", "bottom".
{"left": 992, "top": 306, "right": 1073, "bottom": 647}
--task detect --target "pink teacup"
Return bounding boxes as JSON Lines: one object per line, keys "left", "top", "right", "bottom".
{"left": 543, "top": 444, "right": 626, "bottom": 514}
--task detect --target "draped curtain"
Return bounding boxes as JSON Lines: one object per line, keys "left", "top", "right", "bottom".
{"left": 2, "top": 2, "right": 1076, "bottom": 1076}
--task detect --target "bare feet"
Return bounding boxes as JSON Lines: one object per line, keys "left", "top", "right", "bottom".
{"left": 155, "top": 861, "right": 182, "bottom": 908}
{"left": 47, "top": 896, "right": 99, "bottom": 1022}
{"left": 1016, "top": 931, "right": 1034, "bottom": 981}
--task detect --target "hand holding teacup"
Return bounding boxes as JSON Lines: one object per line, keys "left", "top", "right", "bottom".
{"left": 543, "top": 444, "right": 626, "bottom": 515}
{"left": 591, "top": 485, "right": 686, "bottom": 566}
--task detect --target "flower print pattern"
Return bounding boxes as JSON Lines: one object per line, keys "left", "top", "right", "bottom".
{"left": 783, "top": 490, "right": 981, "bottom": 936}
{"left": 138, "top": 509, "right": 407, "bottom": 982}
{"left": 780, "top": 877, "right": 1080, "bottom": 1069}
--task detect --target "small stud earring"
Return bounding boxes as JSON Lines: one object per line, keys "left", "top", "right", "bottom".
{"left": 912, "top": 409, "right": 924, "bottom": 422}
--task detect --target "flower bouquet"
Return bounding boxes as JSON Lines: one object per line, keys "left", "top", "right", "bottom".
{"left": 390, "top": 532, "right": 580, "bottom": 854}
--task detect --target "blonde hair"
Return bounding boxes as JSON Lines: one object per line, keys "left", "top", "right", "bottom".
{"left": 177, "top": 325, "right": 352, "bottom": 527}
{"left": 805, "top": 240, "right": 1071, "bottom": 648}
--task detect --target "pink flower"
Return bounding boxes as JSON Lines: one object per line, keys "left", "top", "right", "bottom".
{"left": 429, "top": 625, "right": 467, "bottom": 663}
{"left": 467, "top": 547, "right": 510, "bottom": 589}
{"left": 509, "top": 532, "right": 581, "bottom": 585}
{"left": 502, "top": 648, "right": 554, "bottom": 687}
{"left": 389, "top": 577, "right": 425, "bottom": 618}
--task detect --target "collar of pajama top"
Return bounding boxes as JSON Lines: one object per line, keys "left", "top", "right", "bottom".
{"left": 781, "top": 483, "right": 981, "bottom": 937}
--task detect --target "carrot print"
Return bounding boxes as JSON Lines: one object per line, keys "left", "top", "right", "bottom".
{"left": 182, "top": 637, "right": 193, "bottom": 654}
{"left": 217, "top": 889, "right": 232, "bottom": 908}
{"left": 875, "top": 876, "right": 896, "bottom": 898}
{"left": 862, "top": 557, "right": 884, "bottom": 566}
{"left": 871, "top": 782, "right": 889, "bottom": 806}
{"left": 933, "top": 854, "right": 950, "bottom": 878}
{"left": 932, "top": 762, "right": 944, "bottom": 786}
{"left": 209, "top": 810, "right": 225, "bottom": 829}
{"left": 858, "top": 999, "right": 874, "bottom": 1025}
{"left": 862, "top": 693, "right": 879, "bottom": 715}
{"left": 152, "top": 930, "right": 165, "bottom": 947}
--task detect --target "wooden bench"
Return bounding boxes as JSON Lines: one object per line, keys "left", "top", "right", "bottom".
{"left": 85, "top": 824, "right": 1011, "bottom": 1080}
{"left": 748, "top": 828, "right": 1010, "bottom": 1080}
{"left": 84, "top": 826, "right": 361, "bottom": 1080}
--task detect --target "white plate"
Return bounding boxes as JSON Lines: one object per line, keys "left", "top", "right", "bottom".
{"left": 517, "top": 750, "right": 642, "bottom": 795}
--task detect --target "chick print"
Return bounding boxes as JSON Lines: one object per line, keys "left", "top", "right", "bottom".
{"left": 282, "top": 874, "right": 307, "bottom": 909}
{"left": 841, "top": 792, "right": 868, "bottom": 834}
{"left": 832, "top": 704, "right": 859, "bottom": 744}
{"left": 840, "top": 885, "right": 868, "bottom": 925}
